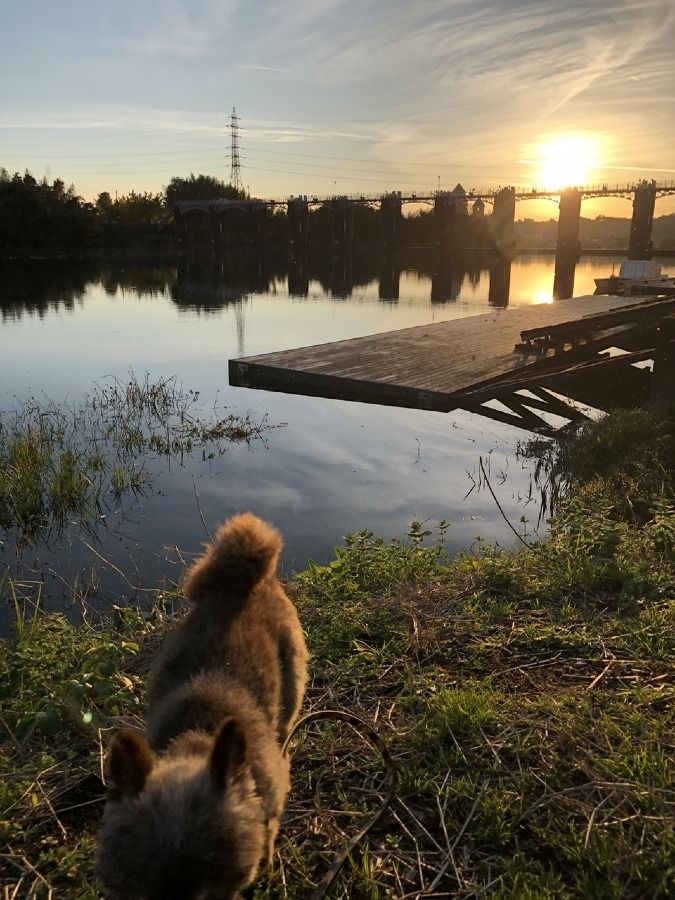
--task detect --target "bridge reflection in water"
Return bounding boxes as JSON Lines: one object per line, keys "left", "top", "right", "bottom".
{"left": 172, "top": 249, "right": 538, "bottom": 311}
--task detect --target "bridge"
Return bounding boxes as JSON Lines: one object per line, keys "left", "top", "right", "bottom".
{"left": 170, "top": 180, "right": 675, "bottom": 266}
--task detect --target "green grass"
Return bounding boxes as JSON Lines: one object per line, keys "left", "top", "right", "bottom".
{"left": 1, "top": 407, "right": 674, "bottom": 897}
{"left": 519, "top": 403, "right": 675, "bottom": 525}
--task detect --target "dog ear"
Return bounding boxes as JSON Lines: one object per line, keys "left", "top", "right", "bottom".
{"left": 209, "top": 718, "right": 247, "bottom": 790}
{"left": 106, "top": 729, "right": 155, "bottom": 796}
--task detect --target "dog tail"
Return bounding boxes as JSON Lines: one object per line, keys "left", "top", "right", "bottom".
{"left": 184, "top": 512, "right": 283, "bottom": 602}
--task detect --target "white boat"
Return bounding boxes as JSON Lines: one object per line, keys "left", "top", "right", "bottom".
{"left": 595, "top": 259, "right": 675, "bottom": 295}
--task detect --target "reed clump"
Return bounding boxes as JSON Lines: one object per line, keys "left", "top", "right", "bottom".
{"left": 0, "top": 372, "right": 277, "bottom": 543}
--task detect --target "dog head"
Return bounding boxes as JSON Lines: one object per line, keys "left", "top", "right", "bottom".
{"left": 97, "top": 721, "right": 266, "bottom": 899}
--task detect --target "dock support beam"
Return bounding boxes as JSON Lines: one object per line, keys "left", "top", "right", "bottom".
{"left": 288, "top": 197, "right": 309, "bottom": 257}
{"left": 650, "top": 314, "right": 675, "bottom": 405}
{"left": 491, "top": 187, "right": 516, "bottom": 254}
{"left": 381, "top": 192, "right": 403, "bottom": 253}
{"left": 628, "top": 180, "right": 656, "bottom": 260}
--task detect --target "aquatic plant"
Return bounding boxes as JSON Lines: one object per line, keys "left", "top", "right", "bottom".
{"left": 0, "top": 372, "right": 278, "bottom": 543}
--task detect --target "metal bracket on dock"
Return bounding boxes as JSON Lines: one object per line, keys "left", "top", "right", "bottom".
{"left": 235, "top": 363, "right": 249, "bottom": 387}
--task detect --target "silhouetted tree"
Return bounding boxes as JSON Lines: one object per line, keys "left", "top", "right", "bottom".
{"left": 98, "top": 191, "right": 165, "bottom": 226}
{"left": 164, "top": 174, "right": 246, "bottom": 204}
{"left": 0, "top": 169, "right": 98, "bottom": 250}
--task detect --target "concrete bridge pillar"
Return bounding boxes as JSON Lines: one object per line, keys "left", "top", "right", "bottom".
{"left": 208, "top": 207, "right": 221, "bottom": 248}
{"left": 381, "top": 192, "right": 402, "bottom": 252}
{"left": 183, "top": 209, "right": 198, "bottom": 247}
{"left": 491, "top": 187, "right": 516, "bottom": 252}
{"left": 248, "top": 203, "right": 267, "bottom": 249}
{"left": 433, "top": 192, "right": 456, "bottom": 253}
{"left": 628, "top": 180, "right": 657, "bottom": 260}
{"left": 330, "top": 197, "right": 354, "bottom": 252}
{"left": 288, "top": 197, "right": 309, "bottom": 256}
{"left": 555, "top": 188, "right": 582, "bottom": 268}
{"left": 173, "top": 208, "right": 186, "bottom": 245}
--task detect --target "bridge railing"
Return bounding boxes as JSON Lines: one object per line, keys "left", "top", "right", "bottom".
{"left": 171, "top": 180, "right": 675, "bottom": 213}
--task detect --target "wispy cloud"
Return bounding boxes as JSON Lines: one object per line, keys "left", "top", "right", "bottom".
{"left": 239, "top": 64, "right": 291, "bottom": 72}
{"left": 1, "top": 0, "right": 673, "bottom": 200}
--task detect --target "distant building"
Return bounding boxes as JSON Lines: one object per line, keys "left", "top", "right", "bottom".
{"left": 472, "top": 198, "right": 485, "bottom": 217}
{"left": 450, "top": 183, "right": 468, "bottom": 215}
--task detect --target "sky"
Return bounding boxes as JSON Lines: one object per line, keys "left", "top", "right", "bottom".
{"left": 2, "top": 0, "right": 675, "bottom": 219}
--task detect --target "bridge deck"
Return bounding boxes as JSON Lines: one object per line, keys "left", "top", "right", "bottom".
{"left": 229, "top": 294, "right": 673, "bottom": 424}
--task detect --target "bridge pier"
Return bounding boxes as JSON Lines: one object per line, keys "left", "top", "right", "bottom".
{"left": 288, "top": 197, "right": 309, "bottom": 256}
{"left": 173, "top": 208, "right": 186, "bottom": 246}
{"left": 553, "top": 188, "right": 582, "bottom": 299}
{"left": 330, "top": 197, "right": 354, "bottom": 253}
{"left": 555, "top": 188, "right": 582, "bottom": 265}
{"left": 248, "top": 204, "right": 267, "bottom": 250}
{"left": 628, "top": 180, "right": 656, "bottom": 259}
{"left": 381, "top": 192, "right": 402, "bottom": 252}
{"left": 433, "top": 192, "right": 457, "bottom": 254}
{"left": 491, "top": 187, "right": 516, "bottom": 253}
{"left": 209, "top": 208, "right": 224, "bottom": 249}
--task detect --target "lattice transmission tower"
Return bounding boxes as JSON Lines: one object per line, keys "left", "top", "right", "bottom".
{"left": 229, "top": 108, "right": 244, "bottom": 194}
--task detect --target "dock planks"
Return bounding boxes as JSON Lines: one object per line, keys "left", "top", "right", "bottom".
{"left": 229, "top": 294, "right": 673, "bottom": 428}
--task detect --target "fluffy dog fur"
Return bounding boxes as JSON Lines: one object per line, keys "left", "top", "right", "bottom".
{"left": 97, "top": 513, "right": 309, "bottom": 900}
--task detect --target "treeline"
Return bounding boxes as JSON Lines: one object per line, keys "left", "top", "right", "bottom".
{"left": 0, "top": 171, "right": 247, "bottom": 252}
{"left": 516, "top": 214, "right": 675, "bottom": 250}
{"left": 0, "top": 168, "right": 499, "bottom": 253}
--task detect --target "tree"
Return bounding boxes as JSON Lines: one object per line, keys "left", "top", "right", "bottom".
{"left": 164, "top": 174, "right": 246, "bottom": 204}
{"left": 0, "top": 169, "right": 98, "bottom": 249}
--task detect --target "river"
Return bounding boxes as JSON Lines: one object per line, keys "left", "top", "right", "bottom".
{"left": 2, "top": 251, "right": 668, "bottom": 624}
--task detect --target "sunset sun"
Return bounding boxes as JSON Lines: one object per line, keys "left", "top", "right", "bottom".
{"left": 533, "top": 135, "right": 601, "bottom": 189}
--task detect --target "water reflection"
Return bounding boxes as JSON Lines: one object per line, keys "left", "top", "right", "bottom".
{"left": 379, "top": 256, "right": 400, "bottom": 302}
{"left": 1, "top": 250, "right": 623, "bottom": 320}
{"left": 0, "top": 258, "right": 91, "bottom": 320}
{"left": 488, "top": 258, "right": 512, "bottom": 307}
{"left": 2, "top": 250, "right": 673, "bottom": 625}
{"left": 552, "top": 261, "right": 576, "bottom": 301}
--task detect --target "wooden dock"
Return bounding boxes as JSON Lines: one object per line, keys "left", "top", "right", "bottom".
{"left": 229, "top": 294, "right": 675, "bottom": 433}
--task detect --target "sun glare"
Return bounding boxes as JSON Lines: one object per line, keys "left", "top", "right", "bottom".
{"left": 534, "top": 135, "right": 600, "bottom": 190}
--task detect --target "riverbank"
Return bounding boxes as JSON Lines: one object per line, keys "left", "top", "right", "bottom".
{"left": 1, "top": 406, "right": 673, "bottom": 897}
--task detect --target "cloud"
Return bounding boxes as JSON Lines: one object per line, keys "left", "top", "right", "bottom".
{"left": 239, "top": 64, "right": 291, "bottom": 72}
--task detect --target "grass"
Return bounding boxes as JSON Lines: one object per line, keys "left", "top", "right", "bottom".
{"left": 0, "top": 372, "right": 279, "bottom": 544}
{"left": 519, "top": 403, "right": 675, "bottom": 525}
{"left": 0, "top": 407, "right": 674, "bottom": 897}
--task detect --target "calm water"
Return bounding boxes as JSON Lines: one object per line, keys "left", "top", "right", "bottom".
{"left": 2, "top": 252, "right": 667, "bottom": 621}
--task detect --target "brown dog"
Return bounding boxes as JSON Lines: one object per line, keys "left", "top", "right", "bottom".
{"left": 98, "top": 513, "right": 309, "bottom": 899}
